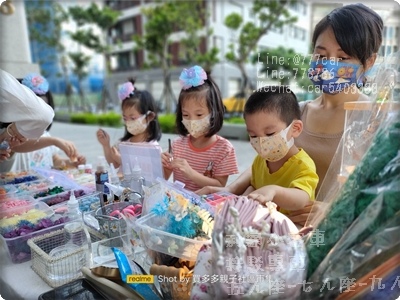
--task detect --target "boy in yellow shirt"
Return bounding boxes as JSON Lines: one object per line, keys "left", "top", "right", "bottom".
{"left": 243, "top": 86, "right": 318, "bottom": 214}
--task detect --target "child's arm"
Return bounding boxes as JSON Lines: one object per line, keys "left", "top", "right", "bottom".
{"left": 196, "top": 167, "right": 252, "bottom": 195}
{"left": 248, "top": 185, "right": 310, "bottom": 211}
{"left": 96, "top": 129, "right": 118, "bottom": 166}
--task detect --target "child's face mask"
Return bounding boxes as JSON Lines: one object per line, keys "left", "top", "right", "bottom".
{"left": 249, "top": 122, "right": 294, "bottom": 162}
{"left": 125, "top": 114, "right": 148, "bottom": 135}
{"left": 308, "top": 60, "right": 363, "bottom": 95}
{"left": 182, "top": 114, "right": 210, "bottom": 138}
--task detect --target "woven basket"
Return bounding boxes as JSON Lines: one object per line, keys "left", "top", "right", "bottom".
{"left": 28, "top": 227, "right": 104, "bottom": 287}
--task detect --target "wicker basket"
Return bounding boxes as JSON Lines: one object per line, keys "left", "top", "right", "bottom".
{"left": 28, "top": 226, "right": 104, "bottom": 287}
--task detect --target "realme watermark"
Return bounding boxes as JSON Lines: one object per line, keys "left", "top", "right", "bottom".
{"left": 127, "top": 275, "right": 154, "bottom": 284}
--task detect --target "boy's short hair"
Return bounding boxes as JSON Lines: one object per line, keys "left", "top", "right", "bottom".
{"left": 243, "top": 86, "right": 301, "bottom": 125}
{"left": 175, "top": 75, "right": 224, "bottom": 137}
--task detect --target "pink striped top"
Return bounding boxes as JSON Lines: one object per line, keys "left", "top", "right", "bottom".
{"left": 171, "top": 135, "right": 239, "bottom": 191}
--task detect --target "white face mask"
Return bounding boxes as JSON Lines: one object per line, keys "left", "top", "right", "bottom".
{"left": 182, "top": 114, "right": 210, "bottom": 138}
{"left": 125, "top": 114, "right": 148, "bottom": 135}
{"left": 249, "top": 123, "right": 294, "bottom": 162}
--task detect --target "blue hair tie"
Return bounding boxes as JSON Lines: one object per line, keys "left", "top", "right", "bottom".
{"left": 179, "top": 65, "right": 208, "bottom": 90}
{"left": 21, "top": 73, "right": 49, "bottom": 95}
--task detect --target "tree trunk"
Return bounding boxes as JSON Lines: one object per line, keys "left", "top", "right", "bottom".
{"left": 159, "top": 41, "right": 175, "bottom": 114}
{"left": 237, "top": 62, "right": 252, "bottom": 98}
{"left": 77, "top": 78, "right": 86, "bottom": 111}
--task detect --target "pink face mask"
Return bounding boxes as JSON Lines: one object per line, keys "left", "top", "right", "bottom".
{"left": 249, "top": 123, "right": 294, "bottom": 162}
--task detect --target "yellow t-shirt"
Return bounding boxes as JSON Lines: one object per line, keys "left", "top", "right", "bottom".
{"left": 250, "top": 148, "right": 318, "bottom": 215}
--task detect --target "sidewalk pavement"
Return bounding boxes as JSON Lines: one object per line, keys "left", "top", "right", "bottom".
{"left": 51, "top": 122, "right": 256, "bottom": 184}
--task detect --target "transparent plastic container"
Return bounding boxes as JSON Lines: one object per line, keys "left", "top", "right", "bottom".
{"left": 13, "top": 179, "right": 54, "bottom": 195}
{"left": 0, "top": 195, "right": 37, "bottom": 218}
{"left": 0, "top": 184, "right": 17, "bottom": 200}
{"left": 136, "top": 212, "right": 211, "bottom": 261}
{"left": 0, "top": 169, "right": 44, "bottom": 185}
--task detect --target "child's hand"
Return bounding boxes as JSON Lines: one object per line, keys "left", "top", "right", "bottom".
{"left": 196, "top": 186, "right": 226, "bottom": 196}
{"left": 170, "top": 158, "right": 193, "bottom": 177}
{"left": 96, "top": 129, "right": 110, "bottom": 147}
{"left": 161, "top": 152, "right": 173, "bottom": 170}
{"left": 248, "top": 192, "right": 274, "bottom": 205}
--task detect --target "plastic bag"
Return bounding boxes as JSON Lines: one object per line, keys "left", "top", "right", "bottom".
{"left": 191, "top": 197, "right": 307, "bottom": 299}
{"left": 305, "top": 103, "right": 400, "bottom": 279}
{"left": 302, "top": 179, "right": 400, "bottom": 299}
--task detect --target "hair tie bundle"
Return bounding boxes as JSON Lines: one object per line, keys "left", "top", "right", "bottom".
{"left": 179, "top": 65, "right": 207, "bottom": 90}
{"left": 118, "top": 82, "right": 135, "bottom": 101}
{"left": 21, "top": 73, "right": 49, "bottom": 95}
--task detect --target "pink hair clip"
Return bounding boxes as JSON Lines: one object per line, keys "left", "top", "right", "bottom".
{"left": 118, "top": 82, "right": 135, "bottom": 101}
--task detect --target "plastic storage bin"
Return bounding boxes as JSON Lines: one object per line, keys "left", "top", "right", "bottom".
{"left": 0, "top": 201, "right": 64, "bottom": 264}
{"left": 0, "top": 184, "right": 17, "bottom": 200}
{"left": 36, "top": 189, "right": 90, "bottom": 207}
{"left": 136, "top": 212, "right": 211, "bottom": 261}
{"left": 13, "top": 179, "right": 54, "bottom": 195}
{"left": 0, "top": 195, "right": 37, "bottom": 218}
{"left": 0, "top": 170, "right": 44, "bottom": 185}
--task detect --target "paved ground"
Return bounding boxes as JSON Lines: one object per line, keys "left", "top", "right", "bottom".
{"left": 51, "top": 121, "right": 255, "bottom": 184}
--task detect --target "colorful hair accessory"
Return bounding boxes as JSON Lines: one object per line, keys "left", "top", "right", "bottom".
{"left": 21, "top": 73, "right": 49, "bottom": 95}
{"left": 179, "top": 65, "right": 207, "bottom": 90}
{"left": 118, "top": 82, "right": 135, "bottom": 101}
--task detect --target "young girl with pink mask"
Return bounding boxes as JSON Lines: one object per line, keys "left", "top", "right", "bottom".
{"left": 97, "top": 79, "right": 161, "bottom": 168}
{"left": 161, "top": 65, "right": 239, "bottom": 191}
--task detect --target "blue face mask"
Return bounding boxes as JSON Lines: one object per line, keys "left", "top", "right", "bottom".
{"left": 308, "top": 60, "right": 363, "bottom": 94}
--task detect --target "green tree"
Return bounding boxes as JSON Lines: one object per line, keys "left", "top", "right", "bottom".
{"left": 254, "top": 47, "right": 316, "bottom": 99}
{"left": 25, "top": 1, "right": 72, "bottom": 108}
{"left": 134, "top": 0, "right": 219, "bottom": 114}
{"left": 224, "top": 0, "right": 298, "bottom": 96}
{"left": 67, "top": 3, "right": 120, "bottom": 111}
{"left": 68, "top": 52, "right": 91, "bottom": 111}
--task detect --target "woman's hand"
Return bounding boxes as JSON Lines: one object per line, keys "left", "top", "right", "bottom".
{"left": 3, "top": 123, "right": 27, "bottom": 147}
{"left": 0, "top": 148, "right": 11, "bottom": 162}
{"left": 96, "top": 129, "right": 110, "bottom": 147}
{"left": 53, "top": 138, "right": 78, "bottom": 160}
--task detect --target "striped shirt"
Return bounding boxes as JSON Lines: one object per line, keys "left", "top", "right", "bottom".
{"left": 172, "top": 135, "right": 239, "bottom": 191}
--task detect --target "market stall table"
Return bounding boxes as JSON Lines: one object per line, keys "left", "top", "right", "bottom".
{"left": 0, "top": 239, "right": 52, "bottom": 299}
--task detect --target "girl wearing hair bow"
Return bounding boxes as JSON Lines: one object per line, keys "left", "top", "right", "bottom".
{"left": 161, "top": 65, "right": 239, "bottom": 191}
{"left": 96, "top": 79, "right": 162, "bottom": 168}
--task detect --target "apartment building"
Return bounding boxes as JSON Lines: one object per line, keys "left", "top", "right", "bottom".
{"left": 104, "top": 0, "right": 311, "bottom": 104}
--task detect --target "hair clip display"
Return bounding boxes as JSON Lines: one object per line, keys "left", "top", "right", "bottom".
{"left": 118, "top": 82, "right": 135, "bottom": 101}
{"left": 21, "top": 73, "right": 49, "bottom": 95}
{"left": 179, "top": 65, "right": 207, "bottom": 90}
